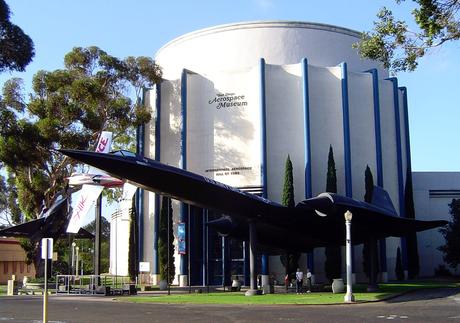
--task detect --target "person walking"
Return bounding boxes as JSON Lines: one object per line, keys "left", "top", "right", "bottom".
{"left": 284, "top": 274, "right": 289, "bottom": 292}
{"left": 306, "top": 268, "right": 312, "bottom": 293}
{"left": 295, "top": 268, "right": 303, "bottom": 294}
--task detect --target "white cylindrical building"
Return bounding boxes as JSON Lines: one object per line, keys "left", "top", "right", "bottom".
{"left": 135, "top": 21, "right": 411, "bottom": 286}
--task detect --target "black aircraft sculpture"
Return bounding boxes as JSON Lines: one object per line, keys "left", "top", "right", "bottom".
{"left": 0, "top": 195, "right": 93, "bottom": 242}
{"left": 59, "top": 149, "right": 447, "bottom": 294}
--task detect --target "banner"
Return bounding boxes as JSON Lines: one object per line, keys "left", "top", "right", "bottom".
{"left": 66, "top": 184, "right": 104, "bottom": 233}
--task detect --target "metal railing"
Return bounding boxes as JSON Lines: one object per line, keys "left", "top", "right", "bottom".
{"left": 55, "top": 274, "right": 133, "bottom": 295}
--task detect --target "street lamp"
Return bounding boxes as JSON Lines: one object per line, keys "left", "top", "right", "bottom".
{"left": 71, "top": 242, "right": 76, "bottom": 276}
{"left": 344, "top": 210, "right": 355, "bottom": 302}
{"left": 75, "top": 246, "right": 80, "bottom": 276}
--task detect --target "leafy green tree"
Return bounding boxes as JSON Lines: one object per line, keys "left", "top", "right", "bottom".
{"left": 0, "top": 172, "right": 21, "bottom": 225}
{"left": 0, "top": 46, "right": 161, "bottom": 275}
{"left": 405, "top": 167, "right": 419, "bottom": 278}
{"left": 159, "top": 196, "right": 175, "bottom": 284}
{"left": 71, "top": 217, "right": 111, "bottom": 275}
{"left": 279, "top": 155, "right": 300, "bottom": 279}
{"left": 0, "top": 0, "right": 34, "bottom": 73}
{"left": 324, "top": 146, "right": 342, "bottom": 282}
{"left": 438, "top": 198, "right": 460, "bottom": 269}
{"left": 355, "top": 0, "right": 460, "bottom": 73}
{"left": 362, "top": 166, "right": 379, "bottom": 284}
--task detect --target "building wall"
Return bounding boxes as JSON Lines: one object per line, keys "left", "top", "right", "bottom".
{"left": 134, "top": 21, "right": 422, "bottom": 284}
{"left": 0, "top": 238, "right": 36, "bottom": 284}
{"left": 156, "top": 21, "right": 387, "bottom": 80}
{"left": 412, "top": 172, "right": 460, "bottom": 277}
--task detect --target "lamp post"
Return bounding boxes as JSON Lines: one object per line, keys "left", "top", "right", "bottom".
{"left": 75, "top": 246, "right": 79, "bottom": 276}
{"left": 71, "top": 242, "right": 76, "bottom": 276}
{"left": 344, "top": 210, "right": 355, "bottom": 302}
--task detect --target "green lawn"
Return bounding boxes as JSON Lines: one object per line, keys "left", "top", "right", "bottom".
{"left": 121, "top": 282, "right": 459, "bottom": 305}
{"left": 0, "top": 285, "right": 6, "bottom": 296}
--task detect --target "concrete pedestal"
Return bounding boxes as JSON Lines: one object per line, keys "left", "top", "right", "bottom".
{"left": 151, "top": 274, "right": 161, "bottom": 286}
{"left": 179, "top": 274, "right": 188, "bottom": 287}
{"left": 380, "top": 272, "right": 388, "bottom": 283}
{"left": 7, "top": 280, "right": 17, "bottom": 296}
{"left": 245, "top": 289, "right": 262, "bottom": 296}
{"left": 344, "top": 292, "right": 355, "bottom": 303}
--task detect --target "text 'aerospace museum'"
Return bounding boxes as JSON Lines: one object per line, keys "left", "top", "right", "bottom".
{"left": 109, "top": 21, "right": 444, "bottom": 286}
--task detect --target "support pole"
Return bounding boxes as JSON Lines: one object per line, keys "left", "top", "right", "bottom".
{"left": 245, "top": 220, "right": 261, "bottom": 296}
{"left": 344, "top": 211, "right": 355, "bottom": 302}
{"left": 43, "top": 239, "right": 49, "bottom": 323}
{"left": 167, "top": 198, "right": 171, "bottom": 295}
{"left": 94, "top": 195, "right": 102, "bottom": 282}
{"left": 368, "top": 236, "right": 379, "bottom": 292}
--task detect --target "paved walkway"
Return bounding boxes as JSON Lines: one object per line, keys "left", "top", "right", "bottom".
{"left": 1, "top": 287, "right": 459, "bottom": 322}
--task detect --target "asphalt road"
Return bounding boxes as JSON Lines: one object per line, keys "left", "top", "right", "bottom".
{"left": 1, "top": 288, "right": 459, "bottom": 323}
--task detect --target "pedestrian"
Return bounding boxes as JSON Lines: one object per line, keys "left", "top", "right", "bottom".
{"left": 295, "top": 268, "right": 303, "bottom": 294}
{"left": 306, "top": 268, "right": 312, "bottom": 293}
{"left": 284, "top": 273, "right": 289, "bottom": 292}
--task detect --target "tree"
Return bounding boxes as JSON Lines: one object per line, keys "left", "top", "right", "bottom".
{"left": 159, "top": 196, "right": 175, "bottom": 284}
{"left": 279, "top": 155, "right": 300, "bottom": 279}
{"left": 324, "top": 146, "right": 342, "bottom": 282}
{"left": 405, "top": 167, "right": 420, "bottom": 279}
{"left": 438, "top": 198, "right": 460, "bottom": 269}
{"left": 76, "top": 217, "right": 111, "bottom": 275}
{"left": 0, "top": 172, "right": 21, "bottom": 225}
{"left": 0, "top": 46, "right": 161, "bottom": 275}
{"left": 0, "top": 0, "right": 34, "bottom": 73}
{"left": 362, "top": 166, "right": 379, "bottom": 285}
{"left": 355, "top": 0, "right": 460, "bottom": 73}
{"left": 128, "top": 199, "right": 138, "bottom": 281}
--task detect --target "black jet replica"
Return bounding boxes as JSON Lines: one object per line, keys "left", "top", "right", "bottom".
{"left": 58, "top": 149, "right": 446, "bottom": 251}
{"left": 0, "top": 195, "right": 93, "bottom": 242}
{"left": 59, "top": 149, "right": 447, "bottom": 293}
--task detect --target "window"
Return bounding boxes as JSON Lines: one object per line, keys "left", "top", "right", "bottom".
{"left": 3, "top": 262, "right": 8, "bottom": 274}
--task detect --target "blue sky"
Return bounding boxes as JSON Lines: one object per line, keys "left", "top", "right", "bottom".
{"left": 2, "top": 0, "right": 460, "bottom": 171}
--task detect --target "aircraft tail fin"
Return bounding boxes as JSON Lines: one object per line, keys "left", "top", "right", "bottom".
{"left": 66, "top": 184, "right": 104, "bottom": 233}
{"left": 88, "top": 131, "right": 113, "bottom": 175}
{"left": 371, "top": 186, "right": 398, "bottom": 216}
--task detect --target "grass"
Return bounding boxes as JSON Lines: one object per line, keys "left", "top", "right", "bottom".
{"left": 0, "top": 285, "right": 6, "bottom": 296}
{"left": 121, "top": 281, "right": 459, "bottom": 305}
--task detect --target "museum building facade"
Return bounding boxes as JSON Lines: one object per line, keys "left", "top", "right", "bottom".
{"left": 112, "top": 21, "right": 424, "bottom": 285}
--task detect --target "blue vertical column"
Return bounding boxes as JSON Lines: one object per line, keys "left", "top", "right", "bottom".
{"left": 399, "top": 87, "right": 412, "bottom": 181}
{"left": 302, "top": 58, "right": 314, "bottom": 273}
{"left": 367, "top": 69, "right": 387, "bottom": 276}
{"left": 259, "top": 58, "right": 269, "bottom": 276}
{"left": 340, "top": 62, "right": 354, "bottom": 273}
{"left": 340, "top": 62, "right": 353, "bottom": 198}
{"left": 136, "top": 93, "right": 145, "bottom": 261}
{"left": 400, "top": 86, "right": 413, "bottom": 271}
{"left": 180, "top": 69, "right": 189, "bottom": 279}
{"left": 153, "top": 83, "right": 162, "bottom": 276}
{"left": 387, "top": 77, "right": 408, "bottom": 271}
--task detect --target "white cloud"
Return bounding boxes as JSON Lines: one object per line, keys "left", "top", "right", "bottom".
{"left": 253, "top": 0, "right": 275, "bottom": 10}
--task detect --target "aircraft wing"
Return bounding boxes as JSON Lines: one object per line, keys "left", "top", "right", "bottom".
{"left": 66, "top": 184, "right": 104, "bottom": 233}
{"left": 59, "top": 149, "right": 287, "bottom": 224}
{"left": 296, "top": 193, "right": 448, "bottom": 246}
{"left": 0, "top": 218, "right": 44, "bottom": 238}
{"left": 72, "top": 227, "right": 94, "bottom": 239}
